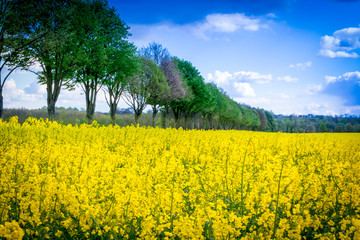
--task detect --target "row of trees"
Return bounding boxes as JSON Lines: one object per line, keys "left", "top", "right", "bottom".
{"left": 1, "top": 0, "right": 138, "bottom": 123}
{"left": 2, "top": 0, "right": 278, "bottom": 130}
{"left": 275, "top": 114, "right": 360, "bottom": 133}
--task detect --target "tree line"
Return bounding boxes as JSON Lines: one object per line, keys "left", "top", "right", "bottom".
{"left": 1, "top": 0, "right": 275, "bottom": 130}
{"left": 2, "top": 0, "right": 359, "bottom": 132}
{"left": 275, "top": 114, "right": 360, "bottom": 133}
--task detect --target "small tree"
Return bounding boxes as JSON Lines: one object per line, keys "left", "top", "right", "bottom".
{"left": 146, "top": 63, "right": 169, "bottom": 128}
{"left": 124, "top": 57, "right": 163, "bottom": 125}
{"left": 140, "top": 42, "right": 174, "bottom": 127}
{"left": 160, "top": 57, "right": 185, "bottom": 128}
{"left": 103, "top": 43, "right": 139, "bottom": 126}
{"left": 319, "top": 122, "right": 328, "bottom": 132}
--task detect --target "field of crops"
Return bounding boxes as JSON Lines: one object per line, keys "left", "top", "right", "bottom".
{"left": 0, "top": 117, "right": 359, "bottom": 239}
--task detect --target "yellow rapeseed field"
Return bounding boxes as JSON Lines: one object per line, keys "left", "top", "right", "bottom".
{"left": 0, "top": 117, "right": 360, "bottom": 239}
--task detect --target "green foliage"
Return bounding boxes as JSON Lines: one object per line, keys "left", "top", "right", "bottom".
{"left": 124, "top": 57, "right": 166, "bottom": 124}
{"left": 319, "top": 122, "right": 328, "bottom": 132}
{"left": 72, "top": 0, "right": 135, "bottom": 123}
{"left": 275, "top": 114, "right": 360, "bottom": 133}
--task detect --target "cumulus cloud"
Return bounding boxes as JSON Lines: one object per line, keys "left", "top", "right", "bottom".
{"left": 130, "top": 12, "right": 268, "bottom": 41}
{"left": 206, "top": 70, "right": 271, "bottom": 98}
{"left": 304, "top": 103, "right": 339, "bottom": 116}
{"left": 3, "top": 79, "right": 46, "bottom": 108}
{"left": 312, "top": 71, "right": 360, "bottom": 106}
{"left": 325, "top": 71, "right": 360, "bottom": 83}
{"left": 207, "top": 70, "right": 272, "bottom": 85}
{"left": 319, "top": 49, "right": 359, "bottom": 58}
{"left": 319, "top": 27, "right": 360, "bottom": 58}
{"left": 189, "top": 13, "right": 266, "bottom": 39}
{"left": 289, "top": 61, "right": 312, "bottom": 70}
{"left": 277, "top": 75, "right": 298, "bottom": 83}
{"left": 233, "top": 82, "right": 256, "bottom": 97}
{"left": 24, "top": 81, "right": 47, "bottom": 95}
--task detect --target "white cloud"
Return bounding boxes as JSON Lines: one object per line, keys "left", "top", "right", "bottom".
{"left": 3, "top": 79, "right": 126, "bottom": 112}
{"left": 325, "top": 71, "right": 360, "bottom": 84}
{"left": 3, "top": 79, "right": 46, "bottom": 108}
{"left": 206, "top": 71, "right": 233, "bottom": 85}
{"left": 129, "top": 12, "right": 268, "bottom": 41}
{"left": 233, "top": 82, "right": 256, "bottom": 97}
{"left": 305, "top": 103, "right": 339, "bottom": 116}
{"left": 24, "top": 81, "right": 47, "bottom": 94}
{"left": 319, "top": 49, "right": 359, "bottom": 58}
{"left": 190, "top": 13, "right": 266, "bottom": 39}
{"left": 306, "top": 71, "right": 360, "bottom": 95}
{"left": 233, "top": 71, "right": 272, "bottom": 84}
{"left": 289, "top": 61, "right": 312, "bottom": 70}
{"left": 306, "top": 84, "right": 323, "bottom": 95}
{"left": 334, "top": 27, "right": 360, "bottom": 40}
{"left": 277, "top": 75, "right": 298, "bottom": 83}
{"left": 319, "top": 27, "right": 360, "bottom": 58}
{"left": 206, "top": 70, "right": 272, "bottom": 85}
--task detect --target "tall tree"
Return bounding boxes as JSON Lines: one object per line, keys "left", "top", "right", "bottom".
{"left": 20, "top": 0, "right": 78, "bottom": 121}
{"left": 0, "top": 0, "right": 47, "bottom": 120}
{"left": 73, "top": 0, "right": 131, "bottom": 124}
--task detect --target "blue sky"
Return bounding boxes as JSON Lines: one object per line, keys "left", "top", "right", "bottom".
{"left": 4, "top": 0, "right": 360, "bottom": 115}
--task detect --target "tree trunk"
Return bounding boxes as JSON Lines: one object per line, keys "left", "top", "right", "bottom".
{"left": 84, "top": 81, "right": 97, "bottom": 124}
{"left": 184, "top": 116, "right": 189, "bottom": 130}
{"left": 152, "top": 106, "right": 158, "bottom": 128}
{"left": 86, "top": 104, "right": 95, "bottom": 124}
{"left": 47, "top": 83, "right": 56, "bottom": 121}
{"left": 47, "top": 101, "right": 55, "bottom": 121}
{"left": 207, "top": 115, "right": 213, "bottom": 129}
{"left": 173, "top": 110, "right": 180, "bottom": 129}
{"left": 134, "top": 112, "right": 141, "bottom": 125}
{"left": 190, "top": 115, "right": 195, "bottom": 130}
{"left": 109, "top": 94, "right": 117, "bottom": 126}
{"left": 161, "top": 109, "right": 167, "bottom": 128}
{"left": 0, "top": 86, "right": 3, "bottom": 121}
{"left": 110, "top": 102, "right": 117, "bottom": 126}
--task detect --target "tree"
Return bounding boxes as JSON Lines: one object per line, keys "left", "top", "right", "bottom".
{"left": 19, "top": 0, "right": 79, "bottom": 121}
{"left": 172, "top": 58, "right": 209, "bottom": 129}
{"left": 124, "top": 57, "right": 163, "bottom": 125}
{"left": 256, "top": 109, "right": 267, "bottom": 131}
{"left": 160, "top": 57, "right": 185, "bottom": 128}
{"left": 0, "top": 0, "right": 49, "bottom": 120}
{"left": 139, "top": 43, "right": 171, "bottom": 127}
{"left": 319, "top": 122, "right": 327, "bottom": 132}
{"left": 199, "top": 83, "right": 217, "bottom": 129}
{"left": 139, "top": 42, "right": 170, "bottom": 66}
{"left": 264, "top": 110, "right": 277, "bottom": 131}
{"left": 146, "top": 63, "right": 169, "bottom": 128}
{"left": 73, "top": 0, "right": 131, "bottom": 124}
{"left": 103, "top": 41, "right": 139, "bottom": 126}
